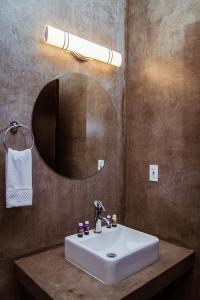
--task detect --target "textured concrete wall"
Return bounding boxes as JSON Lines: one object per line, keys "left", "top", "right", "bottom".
{"left": 0, "top": 1, "right": 126, "bottom": 299}
{"left": 126, "top": 0, "right": 200, "bottom": 298}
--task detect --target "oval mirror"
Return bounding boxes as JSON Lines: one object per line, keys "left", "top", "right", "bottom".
{"left": 32, "top": 72, "right": 117, "bottom": 179}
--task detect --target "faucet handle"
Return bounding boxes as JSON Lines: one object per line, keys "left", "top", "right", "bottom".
{"left": 94, "top": 200, "right": 105, "bottom": 211}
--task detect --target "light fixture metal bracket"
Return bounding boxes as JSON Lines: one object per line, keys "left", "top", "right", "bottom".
{"left": 71, "top": 52, "right": 92, "bottom": 62}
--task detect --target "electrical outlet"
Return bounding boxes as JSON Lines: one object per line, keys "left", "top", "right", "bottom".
{"left": 98, "top": 160, "right": 104, "bottom": 171}
{"left": 149, "top": 165, "right": 158, "bottom": 182}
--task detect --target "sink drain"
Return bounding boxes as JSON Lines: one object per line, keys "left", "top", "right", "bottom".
{"left": 106, "top": 253, "right": 117, "bottom": 258}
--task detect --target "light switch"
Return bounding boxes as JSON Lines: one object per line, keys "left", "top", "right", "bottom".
{"left": 98, "top": 160, "right": 104, "bottom": 171}
{"left": 149, "top": 165, "right": 158, "bottom": 182}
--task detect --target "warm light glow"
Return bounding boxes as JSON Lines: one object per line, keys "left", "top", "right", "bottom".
{"left": 44, "top": 25, "right": 122, "bottom": 67}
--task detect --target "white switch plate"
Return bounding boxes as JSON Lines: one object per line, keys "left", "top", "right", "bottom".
{"left": 149, "top": 165, "right": 158, "bottom": 182}
{"left": 98, "top": 160, "right": 104, "bottom": 171}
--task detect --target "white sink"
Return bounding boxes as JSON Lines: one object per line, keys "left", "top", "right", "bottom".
{"left": 64, "top": 224, "right": 159, "bottom": 285}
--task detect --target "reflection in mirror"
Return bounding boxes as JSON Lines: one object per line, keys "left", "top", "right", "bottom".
{"left": 32, "top": 72, "right": 117, "bottom": 179}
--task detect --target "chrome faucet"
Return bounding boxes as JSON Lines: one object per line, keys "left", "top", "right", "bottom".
{"left": 93, "top": 200, "right": 110, "bottom": 233}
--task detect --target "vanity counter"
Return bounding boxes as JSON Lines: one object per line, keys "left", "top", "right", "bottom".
{"left": 14, "top": 240, "right": 194, "bottom": 300}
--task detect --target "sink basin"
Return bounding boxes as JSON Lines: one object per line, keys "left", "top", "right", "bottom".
{"left": 64, "top": 224, "right": 159, "bottom": 285}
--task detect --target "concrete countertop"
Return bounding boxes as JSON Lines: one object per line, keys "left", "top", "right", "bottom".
{"left": 14, "top": 240, "right": 194, "bottom": 300}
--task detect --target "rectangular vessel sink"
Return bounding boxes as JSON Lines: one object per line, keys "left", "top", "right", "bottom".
{"left": 65, "top": 224, "right": 159, "bottom": 285}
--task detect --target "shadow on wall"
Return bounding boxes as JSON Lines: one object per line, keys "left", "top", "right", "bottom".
{"left": 151, "top": 20, "right": 200, "bottom": 300}
{"left": 174, "top": 19, "right": 200, "bottom": 300}
{"left": 181, "top": 20, "right": 200, "bottom": 251}
{"left": 182, "top": 20, "right": 200, "bottom": 182}
{"left": 126, "top": 16, "right": 200, "bottom": 300}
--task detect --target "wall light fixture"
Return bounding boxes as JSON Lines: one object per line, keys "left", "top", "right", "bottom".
{"left": 44, "top": 25, "right": 122, "bottom": 67}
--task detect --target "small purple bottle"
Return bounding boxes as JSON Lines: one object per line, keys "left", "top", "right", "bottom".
{"left": 84, "top": 220, "right": 90, "bottom": 235}
{"left": 106, "top": 215, "right": 112, "bottom": 228}
{"left": 77, "top": 222, "right": 84, "bottom": 237}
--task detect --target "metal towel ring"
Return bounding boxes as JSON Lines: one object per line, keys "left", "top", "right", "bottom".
{"left": 3, "top": 121, "right": 34, "bottom": 151}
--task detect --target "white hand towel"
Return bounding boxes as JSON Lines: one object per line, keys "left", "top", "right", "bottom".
{"left": 6, "top": 148, "right": 32, "bottom": 208}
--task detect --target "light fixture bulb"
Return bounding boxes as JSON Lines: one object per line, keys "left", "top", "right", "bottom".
{"left": 44, "top": 25, "right": 122, "bottom": 67}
